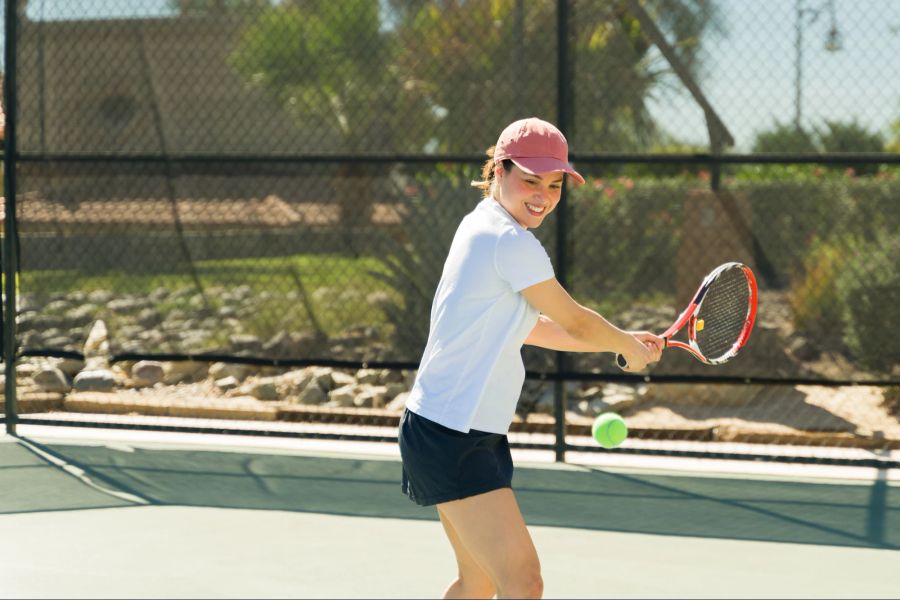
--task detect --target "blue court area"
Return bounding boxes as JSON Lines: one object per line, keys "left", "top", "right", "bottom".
{"left": 1, "top": 426, "right": 898, "bottom": 599}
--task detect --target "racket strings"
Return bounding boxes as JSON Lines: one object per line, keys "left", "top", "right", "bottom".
{"left": 695, "top": 267, "right": 751, "bottom": 360}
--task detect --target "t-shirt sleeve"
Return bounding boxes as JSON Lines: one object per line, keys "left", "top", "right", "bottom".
{"left": 494, "top": 229, "right": 555, "bottom": 292}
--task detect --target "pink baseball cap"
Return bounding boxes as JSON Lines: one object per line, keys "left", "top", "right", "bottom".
{"left": 493, "top": 117, "right": 585, "bottom": 185}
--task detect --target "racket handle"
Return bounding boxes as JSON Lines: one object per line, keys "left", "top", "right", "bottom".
{"left": 616, "top": 338, "right": 667, "bottom": 369}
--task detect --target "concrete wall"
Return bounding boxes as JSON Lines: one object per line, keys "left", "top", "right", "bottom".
{"left": 17, "top": 16, "right": 342, "bottom": 156}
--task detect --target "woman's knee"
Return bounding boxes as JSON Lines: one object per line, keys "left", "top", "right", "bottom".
{"left": 455, "top": 574, "right": 497, "bottom": 598}
{"left": 497, "top": 565, "right": 542, "bottom": 599}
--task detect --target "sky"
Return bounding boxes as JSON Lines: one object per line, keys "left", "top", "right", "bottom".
{"left": 8, "top": 0, "right": 900, "bottom": 151}
{"left": 647, "top": 0, "right": 900, "bottom": 150}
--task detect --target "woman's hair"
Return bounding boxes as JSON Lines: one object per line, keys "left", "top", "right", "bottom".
{"left": 470, "top": 146, "right": 513, "bottom": 198}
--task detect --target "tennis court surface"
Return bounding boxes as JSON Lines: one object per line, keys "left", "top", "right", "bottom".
{"left": 1, "top": 424, "right": 897, "bottom": 599}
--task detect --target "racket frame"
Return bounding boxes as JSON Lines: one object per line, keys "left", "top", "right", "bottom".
{"left": 662, "top": 261, "right": 758, "bottom": 365}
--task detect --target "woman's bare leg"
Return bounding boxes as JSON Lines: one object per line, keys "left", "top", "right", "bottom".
{"left": 437, "top": 488, "right": 543, "bottom": 599}
{"left": 437, "top": 509, "right": 497, "bottom": 599}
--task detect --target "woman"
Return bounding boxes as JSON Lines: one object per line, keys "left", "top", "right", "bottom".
{"left": 399, "top": 117, "right": 662, "bottom": 599}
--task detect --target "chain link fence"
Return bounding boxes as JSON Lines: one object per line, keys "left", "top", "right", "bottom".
{"left": 3, "top": 0, "right": 899, "bottom": 461}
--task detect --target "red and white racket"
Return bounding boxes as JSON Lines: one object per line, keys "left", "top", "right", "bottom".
{"left": 617, "top": 262, "right": 758, "bottom": 368}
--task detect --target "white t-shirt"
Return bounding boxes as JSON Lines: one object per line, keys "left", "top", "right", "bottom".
{"left": 406, "top": 197, "right": 555, "bottom": 434}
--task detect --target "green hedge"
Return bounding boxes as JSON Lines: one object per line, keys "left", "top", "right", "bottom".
{"left": 837, "top": 233, "right": 900, "bottom": 373}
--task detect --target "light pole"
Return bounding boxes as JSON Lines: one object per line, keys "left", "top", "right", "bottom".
{"left": 794, "top": 0, "right": 842, "bottom": 130}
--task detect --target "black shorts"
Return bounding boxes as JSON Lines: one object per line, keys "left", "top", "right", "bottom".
{"left": 398, "top": 409, "right": 514, "bottom": 507}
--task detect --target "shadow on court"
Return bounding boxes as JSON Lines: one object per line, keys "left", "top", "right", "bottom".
{"left": 1, "top": 437, "right": 897, "bottom": 550}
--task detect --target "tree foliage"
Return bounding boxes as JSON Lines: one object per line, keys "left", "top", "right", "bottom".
{"left": 230, "top": 0, "right": 437, "bottom": 152}
{"left": 230, "top": 0, "right": 722, "bottom": 153}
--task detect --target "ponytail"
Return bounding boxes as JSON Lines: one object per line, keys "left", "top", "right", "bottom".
{"left": 470, "top": 146, "right": 513, "bottom": 198}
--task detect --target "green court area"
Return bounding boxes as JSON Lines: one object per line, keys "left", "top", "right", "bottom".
{"left": 1, "top": 430, "right": 897, "bottom": 598}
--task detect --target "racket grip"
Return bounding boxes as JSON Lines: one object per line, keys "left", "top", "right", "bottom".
{"left": 617, "top": 337, "right": 667, "bottom": 369}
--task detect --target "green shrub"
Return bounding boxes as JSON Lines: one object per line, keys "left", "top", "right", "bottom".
{"left": 751, "top": 122, "right": 819, "bottom": 154}
{"left": 788, "top": 237, "right": 853, "bottom": 344}
{"left": 567, "top": 179, "right": 686, "bottom": 311}
{"left": 368, "top": 164, "right": 478, "bottom": 358}
{"left": 836, "top": 233, "right": 900, "bottom": 373}
{"left": 817, "top": 119, "right": 885, "bottom": 175}
{"left": 734, "top": 177, "right": 900, "bottom": 283}
{"left": 887, "top": 118, "right": 900, "bottom": 153}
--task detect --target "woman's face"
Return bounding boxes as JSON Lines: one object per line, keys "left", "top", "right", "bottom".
{"left": 495, "top": 164, "right": 564, "bottom": 229}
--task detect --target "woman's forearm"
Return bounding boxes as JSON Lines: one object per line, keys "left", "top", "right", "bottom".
{"left": 525, "top": 312, "right": 630, "bottom": 353}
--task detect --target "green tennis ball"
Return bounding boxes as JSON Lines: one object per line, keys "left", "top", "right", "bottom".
{"left": 592, "top": 412, "right": 628, "bottom": 449}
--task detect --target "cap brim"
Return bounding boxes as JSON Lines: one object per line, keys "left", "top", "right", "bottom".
{"left": 511, "top": 157, "right": 585, "bottom": 186}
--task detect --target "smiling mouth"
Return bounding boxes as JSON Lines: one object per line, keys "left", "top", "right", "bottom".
{"left": 525, "top": 202, "right": 546, "bottom": 216}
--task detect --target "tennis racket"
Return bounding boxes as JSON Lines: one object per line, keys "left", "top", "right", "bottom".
{"left": 617, "top": 262, "right": 758, "bottom": 368}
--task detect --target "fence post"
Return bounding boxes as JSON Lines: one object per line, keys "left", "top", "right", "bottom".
{"left": 553, "top": 0, "right": 573, "bottom": 463}
{"left": 3, "top": 0, "right": 19, "bottom": 435}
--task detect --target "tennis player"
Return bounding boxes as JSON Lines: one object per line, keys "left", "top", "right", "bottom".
{"left": 399, "top": 117, "right": 662, "bottom": 599}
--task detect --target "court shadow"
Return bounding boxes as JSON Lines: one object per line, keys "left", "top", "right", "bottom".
{"left": 0, "top": 439, "right": 134, "bottom": 514}
{"left": 4, "top": 437, "right": 897, "bottom": 550}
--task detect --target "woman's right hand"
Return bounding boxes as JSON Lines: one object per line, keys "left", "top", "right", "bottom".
{"left": 617, "top": 332, "right": 661, "bottom": 372}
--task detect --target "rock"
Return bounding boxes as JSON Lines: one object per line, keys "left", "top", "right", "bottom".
{"left": 73, "top": 369, "right": 116, "bottom": 392}
{"left": 355, "top": 368, "right": 381, "bottom": 385}
{"left": 354, "top": 385, "right": 388, "bottom": 408}
{"left": 180, "top": 331, "right": 212, "bottom": 351}
{"left": 148, "top": 287, "right": 170, "bottom": 302}
{"left": 310, "top": 367, "right": 334, "bottom": 392}
{"left": 379, "top": 368, "right": 404, "bottom": 384}
{"left": 209, "top": 362, "right": 250, "bottom": 382}
{"left": 295, "top": 331, "right": 328, "bottom": 352}
{"left": 328, "top": 384, "right": 358, "bottom": 407}
{"left": 600, "top": 383, "right": 640, "bottom": 413}
{"left": 136, "top": 308, "right": 162, "bottom": 328}
{"left": 16, "top": 362, "right": 39, "bottom": 378}
{"left": 229, "top": 334, "right": 262, "bottom": 354}
{"left": 296, "top": 383, "right": 327, "bottom": 405}
{"left": 56, "top": 357, "right": 86, "bottom": 377}
{"left": 45, "top": 336, "right": 76, "bottom": 349}
{"left": 108, "top": 298, "right": 148, "bottom": 313}
{"left": 83, "top": 320, "right": 110, "bottom": 360}
{"left": 218, "top": 306, "right": 239, "bottom": 319}
{"left": 403, "top": 370, "right": 417, "bottom": 389}
{"left": 262, "top": 331, "right": 292, "bottom": 356}
{"left": 45, "top": 299, "right": 71, "bottom": 313}
{"left": 66, "top": 304, "right": 99, "bottom": 327}
{"left": 131, "top": 361, "right": 165, "bottom": 386}
{"left": 383, "top": 382, "right": 406, "bottom": 401}
{"left": 87, "top": 290, "right": 113, "bottom": 304}
{"left": 163, "top": 361, "right": 208, "bottom": 384}
{"left": 233, "top": 285, "right": 253, "bottom": 300}
{"left": 245, "top": 379, "right": 279, "bottom": 401}
{"left": 215, "top": 376, "right": 239, "bottom": 392}
{"left": 139, "top": 330, "right": 166, "bottom": 347}
{"left": 331, "top": 371, "right": 356, "bottom": 388}
{"left": 277, "top": 369, "right": 315, "bottom": 396}
{"left": 386, "top": 391, "right": 409, "bottom": 412}
{"left": 34, "top": 367, "right": 71, "bottom": 393}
